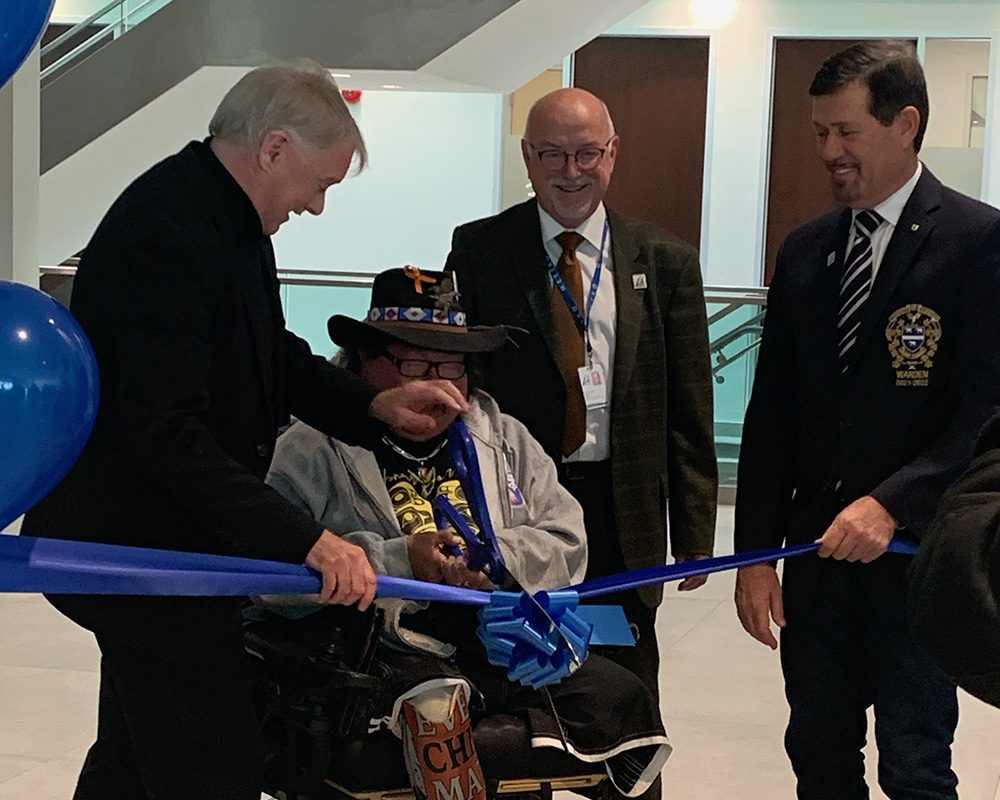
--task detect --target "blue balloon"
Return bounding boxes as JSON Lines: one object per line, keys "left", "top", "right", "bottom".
{"left": 0, "top": 281, "right": 99, "bottom": 530}
{"left": 1, "top": 0, "right": 56, "bottom": 89}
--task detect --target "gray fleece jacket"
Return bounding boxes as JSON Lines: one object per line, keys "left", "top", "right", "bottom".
{"left": 266, "top": 390, "right": 588, "bottom": 593}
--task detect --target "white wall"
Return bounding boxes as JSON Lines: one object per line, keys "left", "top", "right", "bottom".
{"left": 923, "top": 38, "right": 991, "bottom": 147}
{"left": 610, "top": 0, "right": 1000, "bottom": 287}
{"left": 0, "top": 49, "right": 40, "bottom": 286}
{"left": 40, "top": 67, "right": 246, "bottom": 266}
{"left": 272, "top": 90, "right": 501, "bottom": 272}
{"left": 40, "top": 69, "right": 501, "bottom": 270}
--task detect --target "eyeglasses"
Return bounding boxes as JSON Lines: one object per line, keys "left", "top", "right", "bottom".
{"left": 382, "top": 352, "right": 467, "bottom": 380}
{"left": 527, "top": 138, "right": 613, "bottom": 171}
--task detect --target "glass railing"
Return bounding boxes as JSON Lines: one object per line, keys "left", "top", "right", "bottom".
{"left": 705, "top": 287, "right": 767, "bottom": 488}
{"left": 40, "top": 0, "right": 171, "bottom": 83}
{"left": 40, "top": 266, "right": 767, "bottom": 489}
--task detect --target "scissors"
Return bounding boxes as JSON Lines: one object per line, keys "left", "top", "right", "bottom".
{"left": 432, "top": 421, "right": 583, "bottom": 668}
{"left": 432, "top": 422, "right": 505, "bottom": 579}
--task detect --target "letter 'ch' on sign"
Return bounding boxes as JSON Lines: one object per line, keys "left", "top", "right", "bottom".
{"left": 401, "top": 684, "right": 486, "bottom": 800}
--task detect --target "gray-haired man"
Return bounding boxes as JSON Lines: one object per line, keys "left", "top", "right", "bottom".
{"left": 24, "top": 60, "right": 467, "bottom": 799}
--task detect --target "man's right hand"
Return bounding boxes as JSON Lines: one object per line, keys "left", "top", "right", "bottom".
{"left": 369, "top": 381, "right": 469, "bottom": 441}
{"left": 305, "top": 530, "right": 377, "bottom": 610}
{"left": 408, "top": 530, "right": 489, "bottom": 589}
{"left": 735, "top": 563, "right": 785, "bottom": 650}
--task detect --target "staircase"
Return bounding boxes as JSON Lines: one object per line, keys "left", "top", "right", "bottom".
{"left": 40, "top": 0, "right": 523, "bottom": 173}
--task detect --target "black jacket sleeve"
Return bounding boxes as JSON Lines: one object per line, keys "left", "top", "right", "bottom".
{"left": 104, "top": 227, "right": 326, "bottom": 563}
{"left": 734, "top": 246, "right": 798, "bottom": 553}
{"left": 283, "top": 329, "right": 381, "bottom": 448}
{"left": 909, "top": 413, "right": 1000, "bottom": 708}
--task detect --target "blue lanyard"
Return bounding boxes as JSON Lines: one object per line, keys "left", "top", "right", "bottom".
{"left": 545, "top": 218, "right": 610, "bottom": 360}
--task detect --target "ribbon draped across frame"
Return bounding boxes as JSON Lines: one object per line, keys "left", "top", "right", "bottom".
{"left": 0, "top": 533, "right": 918, "bottom": 600}
{"left": 0, "top": 534, "right": 630, "bottom": 648}
{"left": 1, "top": 533, "right": 918, "bottom": 688}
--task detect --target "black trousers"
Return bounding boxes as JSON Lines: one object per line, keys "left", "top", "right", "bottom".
{"left": 49, "top": 594, "right": 264, "bottom": 800}
{"left": 558, "top": 461, "right": 663, "bottom": 800}
{"left": 780, "top": 554, "right": 959, "bottom": 800}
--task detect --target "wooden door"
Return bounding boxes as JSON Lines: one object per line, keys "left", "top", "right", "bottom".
{"left": 765, "top": 38, "right": 915, "bottom": 284}
{"left": 574, "top": 36, "right": 709, "bottom": 251}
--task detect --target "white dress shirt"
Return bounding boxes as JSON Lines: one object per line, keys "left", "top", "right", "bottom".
{"left": 538, "top": 203, "right": 616, "bottom": 462}
{"left": 851, "top": 161, "right": 922, "bottom": 278}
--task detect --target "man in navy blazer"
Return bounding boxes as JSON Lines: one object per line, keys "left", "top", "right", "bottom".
{"left": 735, "top": 41, "right": 1000, "bottom": 800}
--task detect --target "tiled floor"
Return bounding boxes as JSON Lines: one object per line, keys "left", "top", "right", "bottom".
{"left": 2, "top": 506, "right": 998, "bottom": 799}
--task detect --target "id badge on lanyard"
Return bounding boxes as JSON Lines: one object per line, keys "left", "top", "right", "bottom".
{"left": 577, "top": 364, "right": 608, "bottom": 409}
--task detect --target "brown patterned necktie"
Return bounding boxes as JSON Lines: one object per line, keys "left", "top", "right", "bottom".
{"left": 552, "top": 230, "right": 587, "bottom": 456}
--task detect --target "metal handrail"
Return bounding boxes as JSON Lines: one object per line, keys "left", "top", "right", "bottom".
{"left": 276, "top": 269, "right": 378, "bottom": 288}
{"left": 40, "top": 0, "right": 163, "bottom": 81}
{"left": 41, "top": 266, "right": 771, "bottom": 304}
{"left": 41, "top": 0, "right": 122, "bottom": 55}
{"left": 703, "top": 286, "right": 768, "bottom": 304}
{"left": 40, "top": 263, "right": 768, "bottom": 379}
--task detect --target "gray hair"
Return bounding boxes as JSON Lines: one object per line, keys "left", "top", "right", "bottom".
{"left": 209, "top": 58, "right": 367, "bottom": 169}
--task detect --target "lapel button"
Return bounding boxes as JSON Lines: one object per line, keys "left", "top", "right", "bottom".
{"left": 911, "top": 223, "right": 920, "bottom": 231}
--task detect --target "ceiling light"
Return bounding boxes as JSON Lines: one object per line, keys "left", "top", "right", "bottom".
{"left": 381, "top": 84, "right": 402, "bottom": 90}
{"left": 689, "top": 0, "right": 738, "bottom": 27}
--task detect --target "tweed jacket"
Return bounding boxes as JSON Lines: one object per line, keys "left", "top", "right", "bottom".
{"left": 736, "top": 168, "right": 1000, "bottom": 551}
{"left": 445, "top": 199, "right": 717, "bottom": 606}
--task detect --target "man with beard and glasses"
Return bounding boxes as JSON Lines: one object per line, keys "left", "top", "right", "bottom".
{"left": 444, "top": 87, "right": 718, "bottom": 799}
{"left": 734, "top": 40, "right": 1000, "bottom": 800}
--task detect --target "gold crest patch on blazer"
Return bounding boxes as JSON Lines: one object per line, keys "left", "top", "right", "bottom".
{"left": 885, "top": 304, "right": 942, "bottom": 386}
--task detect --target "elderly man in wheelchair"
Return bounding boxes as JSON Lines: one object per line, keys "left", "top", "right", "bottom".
{"left": 254, "top": 267, "right": 668, "bottom": 800}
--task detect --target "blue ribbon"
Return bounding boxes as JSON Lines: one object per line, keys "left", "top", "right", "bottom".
{"left": 478, "top": 590, "right": 594, "bottom": 689}
{"left": 1, "top": 533, "right": 918, "bottom": 689}
{"left": 573, "top": 537, "right": 918, "bottom": 599}
{"left": 0, "top": 534, "right": 482, "bottom": 603}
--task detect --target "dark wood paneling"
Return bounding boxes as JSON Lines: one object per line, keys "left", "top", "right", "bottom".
{"left": 765, "top": 38, "right": 915, "bottom": 284}
{"left": 764, "top": 39, "right": 857, "bottom": 284}
{"left": 575, "top": 36, "right": 709, "bottom": 251}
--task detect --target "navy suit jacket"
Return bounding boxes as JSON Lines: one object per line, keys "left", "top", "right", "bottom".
{"left": 736, "top": 168, "right": 1000, "bottom": 550}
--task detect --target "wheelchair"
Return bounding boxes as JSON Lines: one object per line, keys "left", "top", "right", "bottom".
{"left": 243, "top": 603, "right": 612, "bottom": 800}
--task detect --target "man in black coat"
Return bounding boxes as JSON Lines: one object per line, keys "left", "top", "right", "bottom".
{"left": 734, "top": 41, "right": 1000, "bottom": 800}
{"left": 22, "top": 61, "right": 467, "bottom": 800}
{"left": 909, "top": 412, "right": 1000, "bottom": 709}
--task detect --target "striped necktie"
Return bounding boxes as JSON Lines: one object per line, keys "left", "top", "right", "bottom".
{"left": 838, "top": 209, "right": 883, "bottom": 372}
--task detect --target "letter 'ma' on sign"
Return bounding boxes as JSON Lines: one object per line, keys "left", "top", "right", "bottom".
{"left": 434, "top": 775, "right": 465, "bottom": 800}
{"left": 433, "top": 768, "right": 486, "bottom": 800}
